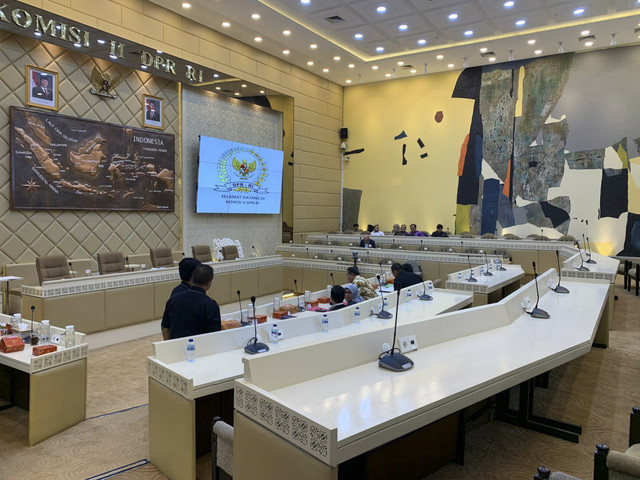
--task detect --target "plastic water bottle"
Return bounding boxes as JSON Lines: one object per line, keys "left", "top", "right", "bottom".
{"left": 321, "top": 314, "right": 329, "bottom": 333}
{"left": 406, "top": 289, "right": 412, "bottom": 300}
{"left": 186, "top": 338, "right": 195, "bottom": 362}
{"left": 39, "top": 320, "right": 50, "bottom": 343}
{"left": 457, "top": 272, "right": 462, "bottom": 281}
{"left": 270, "top": 323, "right": 279, "bottom": 344}
{"left": 383, "top": 296, "right": 389, "bottom": 310}
{"left": 354, "top": 306, "right": 361, "bottom": 325}
{"left": 428, "top": 282, "right": 435, "bottom": 297}
{"left": 480, "top": 265, "right": 485, "bottom": 275}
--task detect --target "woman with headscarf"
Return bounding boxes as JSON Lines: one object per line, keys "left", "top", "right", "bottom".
{"left": 344, "top": 284, "right": 363, "bottom": 305}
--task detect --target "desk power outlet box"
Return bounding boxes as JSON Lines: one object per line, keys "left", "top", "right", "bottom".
{"left": 399, "top": 335, "right": 418, "bottom": 353}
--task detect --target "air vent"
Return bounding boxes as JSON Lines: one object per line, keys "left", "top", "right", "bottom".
{"left": 480, "top": 51, "right": 496, "bottom": 57}
{"left": 325, "top": 15, "right": 345, "bottom": 24}
{"left": 401, "top": 64, "right": 414, "bottom": 69}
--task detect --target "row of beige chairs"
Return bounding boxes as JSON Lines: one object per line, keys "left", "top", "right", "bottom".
{"left": 34, "top": 245, "right": 241, "bottom": 285}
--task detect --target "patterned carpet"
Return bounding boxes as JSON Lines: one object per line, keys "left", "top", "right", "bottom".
{"left": 0, "top": 278, "right": 637, "bottom": 479}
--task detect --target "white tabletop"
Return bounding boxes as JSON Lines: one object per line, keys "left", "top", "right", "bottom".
{"left": 445, "top": 264, "right": 524, "bottom": 294}
{"left": 562, "top": 251, "right": 619, "bottom": 283}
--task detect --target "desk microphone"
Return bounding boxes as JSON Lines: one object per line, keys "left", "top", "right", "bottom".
{"left": 586, "top": 236, "right": 596, "bottom": 264}
{"left": 293, "top": 279, "right": 306, "bottom": 311}
{"left": 68, "top": 262, "right": 75, "bottom": 278}
{"left": 366, "top": 250, "right": 370, "bottom": 263}
{"left": 466, "top": 255, "right": 477, "bottom": 282}
{"left": 419, "top": 278, "right": 432, "bottom": 301}
{"left": 494, "top": 250, "right": 507, "bottom": 271}
{"left": 528, "top": 261, "right": 550, "bottom": 319}
{"left": 392, "top": 238, "right": 395, "bottom": 249}
{"left": 352, "top": 251, "right": 358, "bottom": 267}
{"left": 482, "top": 251, "right": 493, "bottom": 276}
{"left": 550, "top": 250, "right": 569, "bottom": 294}
{"left": 23, "top": 305, "right": 36, "bottom": 343}
{"left": 330, "top": 273, "right": 335, "bottom": 285}
{"left": 252, "top": 245, "right": 259, "bottom": 258}
{"left": 326, "top": 235, "right": 330, "bottom": 245}
{"left": 244, "top": 295, "right": 269, "bottom": 354}
{"left": 575, "top": 241, "right": 590, "bottom": 271}
{"left": 378, "top": 261, "right": 384, "bottom": 278}
{"left": 125, "top": 256, "right": 131, "bottom": 270}
{"left": 376, "top": 274, "right": 393, "bottom": 319}
{"left": 378, "top": 285, "right": 413, "bottom": 372}
{"left": 236, "top": 290, "right": 246, "bottom": 324}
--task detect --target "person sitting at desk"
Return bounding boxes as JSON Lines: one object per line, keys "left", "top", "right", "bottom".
{"left": 391, "top": 263, "right": 422, "bottom": 290}
{"left": 370, "top": 224, "right": 385, "bottom": 236}
{"left": 431, "top": 224, "right": 448, "bottom": 237}
{"left": 408, "top": 223, "right": 427, "bottom": 237}
{"left": 161, "top": 264, "right": 221, "bottom": 340}
{"left": 329, "top": 285, "right": 347, "bottom": 311}
{"left": 344, "top": 284, "right": 363, "bottom": 305}
{"left": 395, "top": 224, "right": 408, "bottom": 236}
{"left": 359, "top": 234, "right": 376, "bottom": 249}
{"left": 353, "top": 223, "right": 362, "bottom": 232}
{"left": 391, "top": 223, "right": 400, "bottom": 235}
{"left": 347, "top": 266, "right": 377, "bottom": 300}
{"left": 170, "top": 257, "right": 201, "bottom": 298}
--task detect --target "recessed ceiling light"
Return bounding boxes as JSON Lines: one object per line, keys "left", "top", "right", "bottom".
{"left": 385, "top": 73, "right": 392, "bottom": 77}
{"left": 157, "top": 50, "right": 163, "bottom": 54}
{"left": 448, "top": 13, "right": 459, "bottom": 21}
{"left": 310, "top": 44, "right": 318, "bottom": 49}
{"left": 213, "top": 74, "right": 219, "bottom": 78}
{"left": 397, "top": 61, "right": 404, "bottom": 66}
{"left": 97, "top": 39, "right": 106, "bottom": 44}
{"left": 323, "top": 68, "right": 329, "bottom": 73}
{"left": 282, "top": 30, "right": 291, "bottom": 36}
{"left": 464, "top": 30, "right": 473, "bottom": 37}
{"left": 436, "top": 54, "right": 444, "bottom": 60}
{"left": 417, "top": 39, "right": 427, "bottom": 45}
{"left": 34, "top": 31, "right": 42, "bottom": 37}
{"left": 372, "top": 65, "right": 379, "bottom": 70}
{"left": 283, "top": 49, "right": 290, "bottom": 55}
{"left": 584, "top": 40, "right": 594, "bottom": 47}
{"left": 346, "top": 79, "right": 352, "bottom": 84}
{"left": 234, "top": 92, "right": 240, "bottom": 96}
{"left": 447, "top": 63, "right": 455, "bottom": 68}
{"left": 241, "top": 84, "right": 247, "bottom": 88}
{"left": 376, "top": 5, "right": 387, "bottom": 13}
{"left": 354, "top": 33, "right": 364, "bottom": 40}
{"left": 216, "top": 87, "right": 221, "bottom": 90}
{"left": 141, "top": 64, "right": 147, "bottom": 69}
{"left": 300, "top": 0, "right": 311, "bottom": 4}
{"left": 515, "top": 19, "right": 526, "bottom": 27}
{"left": 254, "top": 36, "right": 262, "bottom": 42}
{"left": 307, "top": 60, "right": 314, "bottom": 65}
{"left": 348, "top": 64, "right": 355, "bottom": 68}
{"left": 398, "top": 24, "right": 408, "bottom": 31}
{"left": 260, "top": 90, "right": 265, "bottom": 94}
{"left": 410, "top": 69, "right": 417, "bottom": 73}
{"left": 534, "top": 49, "right": 542, "bottom": 55}
{"left": 503, "top": 1, "right": 515, "bottom": 7}
{"left": 480, "top": 47, "right": 488, "bottom": 53}
{"left": 581, "top": 30, "right": 590, "bottom": 36}
{"left": 573, "top": 8, "right": 585, "bottom": 15}
{"left": 222, "top": 21, "right": 230, "bottom": 27}
{"left": 251, "top": 13, "right": 260, "bottom": 19}
{"left": 74, "top": 43, "right": 81, "bottom": 47}
{"left": 333, "top": 56, "right": 341, "bottom": 61}
{"left": 528, "top": 39, "right": 536, "bottom": 45}
{"left": 488, "top": 57, "right": 496, "bottom": 62}
{"left": 376, "top": 46, "right": 384, "bottom": 52}
{"left": 182, "top": 2, "right": 191, "bottom": 8}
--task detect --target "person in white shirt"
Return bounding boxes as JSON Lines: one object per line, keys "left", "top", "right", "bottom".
{"left": 370, "top": 224, "right": 385, "bottom": 236}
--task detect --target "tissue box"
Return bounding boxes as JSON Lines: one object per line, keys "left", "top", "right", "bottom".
{"left": 0, "top": 336, "right": 25, "bottom": 353}
{"left": 221, "top": 320, "right": 242, "bottom": 330}
{"left": 317, "top": 297, "right": 331, "bottom": 304}
{"left": 32, "top": 344, "right": 57, "bottom": 356}
{"left": 248, "top": 315, "right": 267, "bottom": 324}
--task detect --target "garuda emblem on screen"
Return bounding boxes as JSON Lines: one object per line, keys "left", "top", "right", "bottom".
{"left": 215, "top": 147, "right": 269, "bottom": 193}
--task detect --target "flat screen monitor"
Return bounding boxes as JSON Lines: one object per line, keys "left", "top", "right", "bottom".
{"left": 196, "top": 135, "right": 284, "bottom": 214}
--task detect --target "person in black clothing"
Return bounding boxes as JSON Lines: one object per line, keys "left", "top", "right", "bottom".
{"left": 431, "top": 224, "right": 448, "bottom": 237}
{"left": 391, "top": 263, "right": 422, "bottom": 291}
{"left": 329, "top": 285, "right": 347, "bottom": 311}
{"left": 359, "top": 234, "right": 376, "bottom": 248}
{"left": 161, "top": 264, "right": 221, "bottom": 340}
{"left": 170, "top": 257, "right": 201, "bottom": 298}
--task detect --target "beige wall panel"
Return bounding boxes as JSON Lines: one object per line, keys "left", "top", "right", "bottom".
{"left": 295, "top": 135, "right": 318, "bottom": 153}
{"left": 211, "top": 31, "right": 245, "bottom": 56}
{"left": 258, "top": 265, "right": 283, "bottom": 297}
{"left": 212, "top": 272, "right": 231, "bottom": 306}
{"left": 105, "top": 284, "right": 155, "bottom": 329}
{"left": 299, "top": 165, "right": 342, "bottom": 182}
{"left": 283, "top": 266, "right": 303, "bottom": 292}
{"left": 229, "top": 51, "right": 257, "bottom": 76}
{"left": 418, "top": 261, "right": 440, "bottom": 283}
{"left": 538, "top": 249, "right": 558, "bottom": 274}
{"left": 325, "top": 89, "right": 343, "bottom": 106}
{"left": 122, "top": 9, "right": 164, "bottom": 41}
{"left": 294, "top": 192, "right": 342, "bottom": 207}
{"left": 509, "top": 250, "right": 538, "bottom": 275}
{"left": 181, "top": 17, "right": 217, "bottom": 43}
{"left": 71, "top": 0, "right": 122, "bottom": 25}
{"left": 294, "top": 218, "right": 340, "bottom": 232}
{"left": 230, "top": 270, "right": 259, "bottom": 302}
{"left": 40, "top": 2, "right": 97, "bottom": 26}
{"left": 115, "top": 0, "right": 144, "bottom": 13}
{"left": 142, "top": 1, "right": 182, "bottom": 27}
{"left": 256, "top": 62, "right": 282, "bottom": 85}
{"left": 154, "top": 280, "right": 176, "bottom": 319}
{"left": 268, "top": 55, "right": 292, "bottom": 74}
{"left": 302, "top": 268, "right": 329, "bottom": 292}
{"left": 278, "top": 73, "right": 302, "bottom": 94}
{"left": 300, "top": 109, "right": 341, "bottom": 131}
{"left": 41, "top": 292, "right": 105, "bottom": 333}
{"left": 438, "top": 263, "right": 465, "bottom": 284}
{"left": 96, "top": 20, "right": 143, "bottom": 43}
{"left": 243, "top": 45, "right": 270, "bottom": 65}
{"left": 295, "top": 178, "right": 341, "bottom": 195}
{"left": 326, "top": 103, "right": 342, "bottom": 121}
{"left": 163, "top": 24, "right": 199, "bottom": 52}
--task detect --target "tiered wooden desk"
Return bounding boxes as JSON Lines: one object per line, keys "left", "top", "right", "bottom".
{"left": 0, "top": 316, "right": 87, "bottom": 445}
{"left": 233, "top": 270, "right": 612, "bottom": 480}
{"left": 146, "top": 285, "right": 473, "bottom": 480}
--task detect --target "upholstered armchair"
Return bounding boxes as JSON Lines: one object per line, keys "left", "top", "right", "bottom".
{"left": 96, "top": 251, "right": 126, "bottom": 275}
{"left": 36, "top": 254, "right": 72, "bottom": 284}
{"left": 149, "top": 247, "right": 174, "bottom": 268}
{"left": 191, "top": 245, "right": 213, "bottom": 263}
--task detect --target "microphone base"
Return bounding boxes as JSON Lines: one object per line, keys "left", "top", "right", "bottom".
{"left": 377, "top": 310, "right": 393, "bottom": 319}
{"left": 244, "top": 341, "right": 269, "bottom": 355}
{"left": 483, "top": 272, "right": 493, "bottom": 276}
{"left": 575, "top": 265, "right": 590, "bottom": 271}
{"left": 297, "top": 305, "right": 307, "bottom": 312}
{"left": 419, "top": 294, "right": 433, "bottom": 301}
{"left": 497, "top": 267, "right": 507, "bottom": 271}
{"left": 530, "top": 307, "right": 550, "bottom": 319}
{"left": 379, "top": 352, "right": 414, "bottom": 372}
{"left": 466, "top": 276, "right": 478, "bottom": 282}
{"left": 552, "top": 285, "right": 570, "bottom": 294}
{"left": 586, "top": 259, "right": 597, "bottom": 264}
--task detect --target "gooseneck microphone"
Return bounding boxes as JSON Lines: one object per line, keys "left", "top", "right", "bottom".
{"left": 252, "top": 245, "right": 259, "bottom": 258}
{"left": 482, "top": 251, "right": 493, "bottom": 276}
{"left": 419, "top": 279, "right": 432, "bottom": 301}
{"left": 293, "top": 279, "right": 306, "bottom": 311}
{"left": 125, "top": 256, "right": 131, "bottom": 270}
{"left": 494, "top": 250, "right": 507, "bottom": 271}
{"left": 586, "top": 236, "right": 596, "bottom": 264}
{"left": 68, "top": 262, "right": 75, "bottom": 278}
{"left": 237, "top": 290, "right": 246, "bottom": 324}
{"left": 378, "top": 285, "right": 414, "bottom": 372}
{"left": 376, "top": 274, "right": 393, "bottom": 319}
{"left": 575, "top": 241, "right": 590, "bottom": 271}
{"left": 528, "top": 262, "right": 550, "bottom": 319}
{"left": 244, "top": 295, "right": 269, "bottom": 354}
{"left": 550, "top": 250, "right": 570, "bottom": 294}
{"left": 24, "top": 305, "right": 36, "bottom": 343}
{"left": 330, "top": 273, "right": 335, "bottom": 285}
{"left": 466, "top": 255, "right": 478, "bottom": 282}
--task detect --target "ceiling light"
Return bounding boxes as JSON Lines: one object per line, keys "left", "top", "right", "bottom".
{"left": 385, "top": 73, "right": 392, "bottom": 77}
{"left": 573, "top": 8, "right": 585, "bottom": 15}
{"left": 213, "top": 73, "right": 219, "bottom": 78}
{"left": 354, "top": 33, "right": 364, "bottom": 40}
{"left": 372, "top": 65, "right": 379, "bottom": 70}
{"left": 448, "top": 13, "right": 458, "bottom": 21}
{"left": 515, "top": 19, "right": 526, "bottom": 27}
{"left": 581, "top": 30, "right": 590, "bottom": 36}
{"left": 141, "top": 64, "right": 147, "bottom": 69}
{"left": 579, "top": 34, "right": 596, "bottom": 46}
{"left": 534, "top": 49, "right": 542, "bottom": 55}
{"left": 488, "top": 57, "right": 496, "bottom": 62}
{"left": 447, "top": 63, "right": 455, "bottom": 68}
{"left": 348, "top": 64, "right": 355, "bottom": 68}
{"left": 398, "top": 24, "right": 408, "bottom": 31}
{"left": 346, "top": 79, "right": 352, "bottom": 84}
{"left": 222, "top": 21, "right": 230, "bottom": 27}
{"left": 182, "top": 2, "right": 191, "bottom": 8}
{"left": 34, "top": 31, "right": 42, "bottom": 37}
{"left": 157, "top": 50, "right": 163, "bottom": 54}
{"left": 323, "top": 68, "right": 329, "bottom": 73}
{"left": 109, "top": 54, "right": 118, "bottom": 59}
{"left": 333, "top": 56, "right": 341, "bottom": 61}
{"left": 410, "top": 69, "right": 417, "bottom": 73}
{"left": 260, "top": 90, "right": 265, "bottom": 94}
{"left": 254, "top": 36, "right": 262, "bottom": 42}
{"left": 584, "top": 40, "right": 594, "bottom": 47}
{"left": 480, "top": 47, "right": 488, "bottom": 53}
{"left": 241, "top": 84, "right": 247, "bottom": 88}
{"left": 310, "top": 44, "right": 318, "bottom": 49}
{"left": 97, "top": 39, "right": 106, "bottom": 44}
{"left": 464, "top": 30, "right": 473, "bottom": 37}
{"left": 282, "top": 30, "right": 291, "bottom": 36}
{"left": 283, "top": 49, "right": 290, "bottom": 55}
{"left": 503, "top": 1, "right": 515, "bottom": 7}
{"left": 528, "top": 39, "right": 536, "bottom": 45}
{"left": 74, "top": 43, "right": 81, "bottom": 47}
{"left": 397, "top": 61, "right": 404, "bottom": 66}
{"left": 215, "top": 87, "right": 221, "bottom": 90}
{"left": 417, "top": 39, "right": 427, "bottom": 45}
{"left": 234, "top": 92, "right": 240, "bottom": 96}
{"left": 300, "top": 0, "right": 311, "bottom": 4}
{"left": 436, "top": 54, "right": 444, "bottom": 60}
{"left": 376, "top": 5, "right": 387, "bottom": 13}
{"left": 251, "top": 13, "right": 260, "bottom": 19}
{"left": 376, "top": 46, "right": 384, "bottom": 53}
{"left": 307, "top": 60, "right": 314, "bottom": 65}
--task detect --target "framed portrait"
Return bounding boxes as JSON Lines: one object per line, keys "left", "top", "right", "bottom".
{"left": 143, "top": 94, "right": 164, "bottom": 130}
{"left": 26, "top": 65, "right": 59, "bottom": 111}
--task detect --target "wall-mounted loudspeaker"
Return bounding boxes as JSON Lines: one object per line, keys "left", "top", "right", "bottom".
{"left": 340, "top": 127, "right": 348, "bottom": 139}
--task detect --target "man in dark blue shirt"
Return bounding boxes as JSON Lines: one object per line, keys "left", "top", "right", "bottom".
{"left": 391, "top": 263, "right": 422, "bottom": 291}
{"left": 170, "top": 257, "right": 201, "bottom": 298}
{"left": 329, "top": 285, "right": 347, "bottom": 311}
{"left": 161, "top": 264, "right": 221, "bottom": 340}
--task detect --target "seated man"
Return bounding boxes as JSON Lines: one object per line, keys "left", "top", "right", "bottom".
{"left": 161, "top": 264, "right": 221, "bottom": 340}
{"left": 408, "top": 223, "right": 427, "bottom": 237}
{"left": 395, "top": 224, "right": 408, "bottom": 236}
{"left": 170, "top": 257, "right": 201, "bottom": 298}
{"left": 391, "top": 223, "right": 401, "bottom": 235}
{"left": 370, "top": 224, "right": 385, "bottom": 236}
{"left": 344, "top": 284, "right": 363, "bottom": 305}
{"left": 391, "top": 263, "right": 422, "bottom": 291}
{"left": 346, "top": 266, "right": 377, "bottom": 300}
{"left": 359, "top": 234, "right": 376, "bottom": 248}
{"left": 431, "top": 224, "right": 448, "bottom": 237}
{"left": 329, "top": 285, "right": 347, "bottom": 311}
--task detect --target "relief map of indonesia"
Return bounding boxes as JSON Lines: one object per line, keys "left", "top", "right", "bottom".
{"left": 11, "top": 107, "right": 175, "bottom": 211}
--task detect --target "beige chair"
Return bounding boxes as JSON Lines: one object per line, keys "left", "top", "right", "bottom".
{"left": 96, "top": 251, "right": 127, "bottom": 275}
{"left": 35, "top": 254, "right": 72, "bottom": 285}
{"left": 211, "top": 417, "right": 233, "bottom": 480}
{"left": 191, "top": 245, "right": 213, "bottom": 263}
{"left": 221, "top": 245, "right": 239, "bottom": 261}
{"left": 149, "top": 247, "right": 174, "bottom": 268}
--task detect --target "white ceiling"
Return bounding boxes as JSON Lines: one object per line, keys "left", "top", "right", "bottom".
{"left": 150, "top": 0, "right": 640, "bottom": 86}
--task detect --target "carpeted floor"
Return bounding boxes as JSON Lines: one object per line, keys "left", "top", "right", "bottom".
{"left": 0, "top": 277, "right": 637, "bottom": 479}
